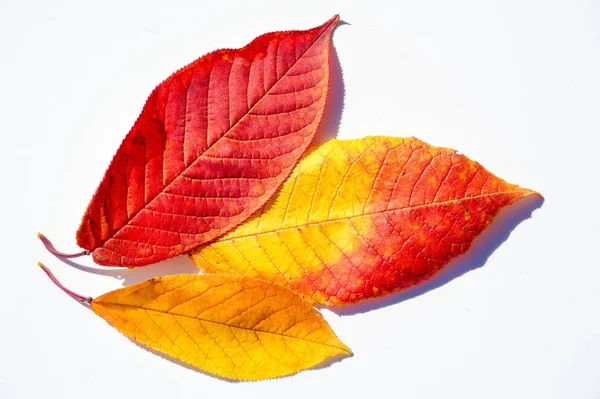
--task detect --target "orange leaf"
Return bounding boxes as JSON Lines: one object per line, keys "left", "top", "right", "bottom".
{"left": 38, "top": 264, "right": 351, "bottom": 380}
{"left": 190, "top": 136, "right": 541, "bottom": 306}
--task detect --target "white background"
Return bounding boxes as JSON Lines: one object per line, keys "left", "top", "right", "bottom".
{"left": 1, "top": 0, "right": 599, "bottom": 398}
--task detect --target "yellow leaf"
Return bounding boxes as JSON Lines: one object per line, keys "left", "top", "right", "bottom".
{"left": 190, "top": 136, "right": 541, "bottom": 306}
{"left": 39, "top": 264, "right": 351, "bottom": 381}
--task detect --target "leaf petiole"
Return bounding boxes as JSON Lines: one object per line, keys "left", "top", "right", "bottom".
{"left": 37, "top": 262, "right": 92, "bottom": 304}
{"left": 37, "top": 232, "right": 91, "bottom": 258}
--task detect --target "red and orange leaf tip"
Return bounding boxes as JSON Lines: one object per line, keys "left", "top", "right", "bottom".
{"left": 190, "top": 136, "right": 542, "bottom": 306}
{"left": 38, "top": 263, "right": 351, "bottom": 381}
{"left": 76, "top": 15, "right": 340, "bottom": 266}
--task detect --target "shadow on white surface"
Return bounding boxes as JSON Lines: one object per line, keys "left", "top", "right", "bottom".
{"left": 313, "top": 20, "right": 349, "bottom": 146}
{"left": 77, "top": 255, "right": 198, "bottom": 286}
{"left": 330, "top": 194, "right": 545, "bottom": 316}
{"left": 50, "top": 251, "right": 199, "bottom": 285}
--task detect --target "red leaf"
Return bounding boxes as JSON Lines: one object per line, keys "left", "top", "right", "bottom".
{"left": 75, "top": 16, "right": 339, "bottom": 266}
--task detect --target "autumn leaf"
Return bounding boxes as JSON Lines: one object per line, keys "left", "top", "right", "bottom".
{"left": 41, "top": 15, "right": 340, "bottom": 267}
{"left": 190, "top": 136, "right": 542, "bottom": 306}
{"left": 38, "top": 263, "right": 351, "bottom": 381}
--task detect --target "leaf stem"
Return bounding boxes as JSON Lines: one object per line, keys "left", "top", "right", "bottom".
{"left": 37, "top": 232, "right": 91, "bottom": 258}
{"left": 37, "top": 262, "right": 93, "bottom": 304}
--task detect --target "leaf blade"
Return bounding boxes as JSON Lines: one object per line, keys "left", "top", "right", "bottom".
{"left": 77, "top": 15, "right": 340, "bottom": 266}
{"left": 91, "top": 274, "right": 351, "bottom": 380}
{"left": 190, "top": 136, "right": 541, "bottom": 306}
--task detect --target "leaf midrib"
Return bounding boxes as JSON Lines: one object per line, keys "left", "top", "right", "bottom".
{"left": 94, "top": 301, "right": 350, "bottom": 353}
{"left": 221, "top": 190, "right": 533, "bottom": 241}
